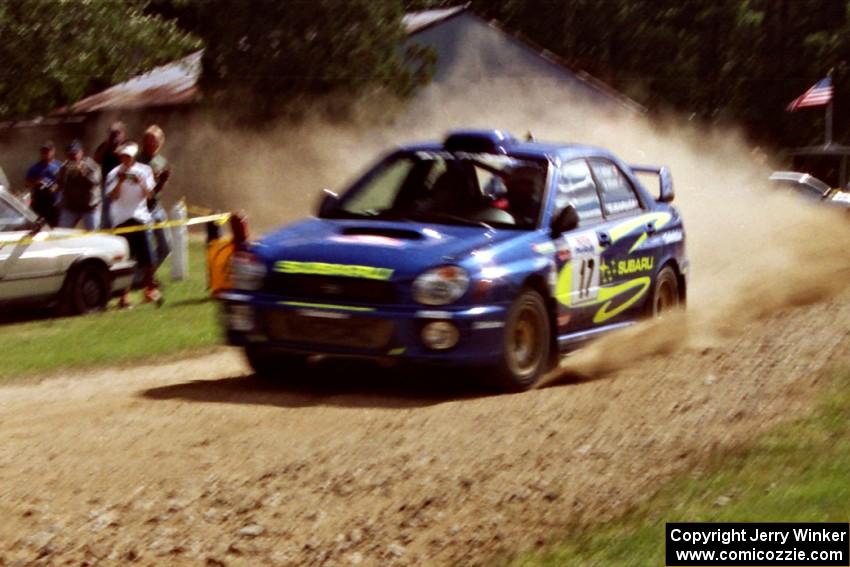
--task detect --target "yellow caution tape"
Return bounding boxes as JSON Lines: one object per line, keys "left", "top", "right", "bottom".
{"left": 3, "top": 212, "right": 231, "bottom": 247}
{"left": 107, "top": 213, "right": 232, "bottom": 235}
{"left": 188, "top": 204, "right": 230, "bottom": 225}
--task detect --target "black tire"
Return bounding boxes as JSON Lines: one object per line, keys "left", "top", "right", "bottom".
{"left": 244, "top": 345, "right": 307, "bottom": 380}
{"left": 60, "top": 262, "right": 111, "bottom": 315}
{"left": 488, "top": 289, "right": 551, "bottom": 392}
{"left": 649, "top": 265, "right": 680, "bottom": 318}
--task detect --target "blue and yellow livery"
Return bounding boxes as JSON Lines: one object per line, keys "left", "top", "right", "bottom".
{"left": 220, "top": 130, "right": 689, "bottom": 391}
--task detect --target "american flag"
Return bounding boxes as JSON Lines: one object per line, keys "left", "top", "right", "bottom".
{"left": 787, "top": 77, "right": 834, "bottom": 111}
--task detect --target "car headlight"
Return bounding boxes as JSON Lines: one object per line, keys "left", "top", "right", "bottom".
{"left": 413, "top": 266, "right": 469, "bottom": 305}
{"left": 231, "top": 251, "right": 267, "bottom": 290}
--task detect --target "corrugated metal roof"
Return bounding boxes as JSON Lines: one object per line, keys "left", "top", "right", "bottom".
{"left": 402, "top": 5, "right": 467, "bottom": 34}
{"left": 58, "top": 50, "right": 202, "bottom": 114}
{"left": 59, "top": 8, "right": 469, "bottom": 115}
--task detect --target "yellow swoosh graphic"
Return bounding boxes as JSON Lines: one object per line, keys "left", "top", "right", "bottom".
{"left": 556, "top": 263, "right": 651, "bottom": 323}
{"left": 591, "top": 277, "right": 651, "bottom": 324}
{"left": 609, "top": 212, "right": 672, "bottom": 246}
{"left": 628, "top": 232, "right": 648, "bottom": 254}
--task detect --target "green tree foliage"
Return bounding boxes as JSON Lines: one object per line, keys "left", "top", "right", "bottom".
{"left": 448, "top": 0, "right": 850, "bottom": 147}
{"left": 174, "top": 0, "right": 434, "bottom": 120}
{"left": 0, "top": 0, "right": 199, "bottom": 120}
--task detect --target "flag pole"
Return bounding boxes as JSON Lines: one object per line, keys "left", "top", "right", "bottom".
{"left": 826, "top": 68, "right": 834, "bottom": 146}
{"left": 826, "top": 100, "right": 833, "bottom": 146}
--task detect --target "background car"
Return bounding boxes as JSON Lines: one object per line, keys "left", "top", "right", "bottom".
{"left": 784, "top": 144, "right": 850, "bottom": 188}
{"left": 220, "top": 130, "right": 689, "bottom": 391}
{"left": 769, "top": 171, "right": 850, "bottom": 210}
{"left": 0, "top": 189, "right": 135, "bottom": 314}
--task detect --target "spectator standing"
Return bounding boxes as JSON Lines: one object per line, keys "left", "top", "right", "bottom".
{"left": 138, "top": 124, "right": 172, "bottom": 270}
{"left": 94, "top": 121, "right": 127, "bottom": 228}
{"left": 56, "top": 140, "right": 102, "bottom": 230}
{"left": 25, "top": 141, "right": 62, "bottom": 226}
{"left": 106, "top": 142, "right": 161, "bottom": 306}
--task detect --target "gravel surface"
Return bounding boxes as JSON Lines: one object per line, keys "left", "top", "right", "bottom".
{"left": 0, "top": 290, "right": 848, "bottom": 566}
{"left": 5, "top": 77, "right": 850, "bottom": 567}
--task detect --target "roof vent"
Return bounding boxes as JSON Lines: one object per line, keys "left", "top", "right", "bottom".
{"left": 443, "top": 129, "right": 516, "bottom": 154}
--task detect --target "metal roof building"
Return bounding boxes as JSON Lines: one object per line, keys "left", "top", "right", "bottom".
{"left": 63, "top": 50, "right": 203, "bottom": 114}
{"left": 0, "top": 6, "right": 642, "bottom": 201}
{"left": 55, "top": 6, "right": 642, "bottom": 116}
{"left": 402, "top": 7, "right": 643, "bottom": 113}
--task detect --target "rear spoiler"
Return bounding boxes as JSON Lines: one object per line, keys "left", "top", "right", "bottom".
{"left": 629, "top": 164, "right": 674, "bottom": 203}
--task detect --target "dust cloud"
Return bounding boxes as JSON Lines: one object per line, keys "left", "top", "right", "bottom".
{"left": 167, "top": 83, "right": 850, "bottom": 377}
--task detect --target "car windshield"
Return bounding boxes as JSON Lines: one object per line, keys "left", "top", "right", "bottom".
{"left": 332, "top": 151, "right": 549, "bottom": 230}
{"left": 0, "top": 193, "right": 33, "bottom": 232}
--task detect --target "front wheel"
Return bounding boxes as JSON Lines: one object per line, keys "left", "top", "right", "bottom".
{"left": 244, "top": 345, "right": 307, "bottom": 380}
{"left": 60, "top": 262, "right": 110, "bottom": 315}
{"left": 488, "top": 289, "right": 551, "bottom": 392}
{"left": 649, "top": 266, "right": 680, "bottom": 317}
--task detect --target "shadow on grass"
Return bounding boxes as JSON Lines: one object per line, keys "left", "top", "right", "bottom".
{"left": 141, "top": 359, "right": 495, "bottom": 410}
{"left": 163, "top": 297, "right": 214, "bottom": 308}
{"left": 0, "top": 303, "right": 59, "bottom": 326}
{"left": 0, "top": 286, "right": 214, "bottom": 326}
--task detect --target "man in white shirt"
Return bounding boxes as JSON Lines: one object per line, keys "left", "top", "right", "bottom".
{"left": 106, "top": 142, "right": 161, "bottom": 306}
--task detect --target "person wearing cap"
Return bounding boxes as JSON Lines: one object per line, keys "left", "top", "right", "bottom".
{"left": 138, "top": 124, "right": 172, "bottom": 270}
{"left": 25, "top": 141, "right": 62, "bottom": 226}
{"left": 56, "top": 141, "right": 102, "bottom": 231}
{"left": 94, "top": 121, "right": 127, "bottom": 228}
{"left": 105, "top": 141, "right": 161, "bottom": 306}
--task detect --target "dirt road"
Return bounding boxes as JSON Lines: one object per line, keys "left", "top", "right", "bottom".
{"left": 1, "top": 289, "right": 848, "bottom": 566}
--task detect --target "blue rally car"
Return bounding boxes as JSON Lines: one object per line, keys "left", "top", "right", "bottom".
{"left": 220, "top": 130, "right": 688, "bottom": 391}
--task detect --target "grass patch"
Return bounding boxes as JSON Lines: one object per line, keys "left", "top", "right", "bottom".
{"left": 507, "top": 369, "right": 850, "bottom": 566}
{"left": 0, "top": 241, "right": 222, "bottom": 381}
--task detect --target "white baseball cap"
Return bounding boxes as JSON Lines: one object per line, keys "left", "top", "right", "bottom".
{"left": 117, "top": 142, "right": 138, "bottom": 158}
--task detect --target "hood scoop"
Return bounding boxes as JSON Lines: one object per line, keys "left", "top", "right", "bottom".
{"left": 340, "top": 226, "right": 424, "bottom": 241}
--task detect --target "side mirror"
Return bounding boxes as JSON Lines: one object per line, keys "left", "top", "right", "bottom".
{"left": 550, "top": 204, "right": 579, "bottom": 237}
{"left": 316, "top": 189, "right": 339, "bottom": 218}
{"left": 658, "top": 167, "right": 674, "bottom": 203}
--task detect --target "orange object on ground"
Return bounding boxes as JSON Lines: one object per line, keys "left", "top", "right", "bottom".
{"left": 207, "top": 236, "right": 235, "bottom": 294}
{"left": 206, "top": 212, "right": 247, "bottom": 295}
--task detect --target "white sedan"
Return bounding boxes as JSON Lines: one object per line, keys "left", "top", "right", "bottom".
{"left": 0, "top": 189, "right": 135, "bottom": 314}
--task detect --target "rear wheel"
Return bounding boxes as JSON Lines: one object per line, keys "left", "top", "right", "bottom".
{"left": 650, "top": 266, "right": 680, "bottom": 317}
{"left": 60, "top": 262, "right": 110, "bottom": 315}
{"left": 244, "top": 345, "right": 307, "bottom": 380}
{"left": 488, "top": 289, "right": 551, "bottom": 392}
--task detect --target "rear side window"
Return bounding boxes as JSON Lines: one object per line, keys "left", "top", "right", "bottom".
{"left": 588, "top": 159, "right": 642, "bottom": 216}
{"left": 557, "top": 159, "right": 603, "bottom": 224}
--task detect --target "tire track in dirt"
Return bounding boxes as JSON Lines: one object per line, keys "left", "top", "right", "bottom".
{"left": 0, "top": 290, "right": 848, "bottom": 566}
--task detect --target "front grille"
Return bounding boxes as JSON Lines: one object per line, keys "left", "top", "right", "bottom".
{"left": 264, "top": 274, "right": 397, "bottom": 304}
{"left": 264, "top": 311, "right": 394, "bottom": 350}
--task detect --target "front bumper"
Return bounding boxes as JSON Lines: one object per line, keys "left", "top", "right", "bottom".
{"left": 219, "top": 292, "right": 509, "bottom": 365}
{"left": 109, "top": 260, "right": 136, "bottom": 296}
